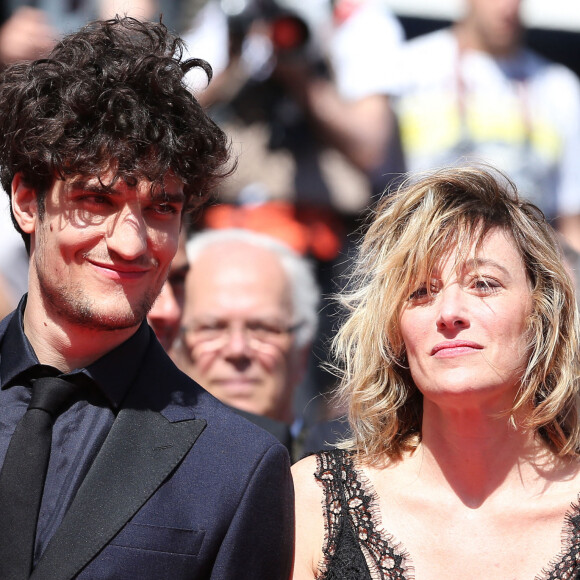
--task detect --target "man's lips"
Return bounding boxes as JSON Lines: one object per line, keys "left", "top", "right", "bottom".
{"left": 213, "top": 378, "right": 260, "bottom": 386}
{"left": 431, "top": 341, "right": 483, "bottom": 357}
{"left": 211, "top": 378, "right": 262, "bottom": 393}
{"left": 88, "top": 260, "right": 152, "bottom": 280}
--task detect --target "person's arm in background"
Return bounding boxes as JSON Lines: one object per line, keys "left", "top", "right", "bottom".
{"left": 558, "top": 215, "right": 580, "bottom": 255}
{"left": 273, "top": 1, "right": 405, "bottom": 177}
{"left": 0, "top": 6, "right": 56, "bottom": 65}
{"left": 0, "top": 0, "right": 160, "bottom": 67}
{"left": 554, "top": 72, "right": 580, "bottom": 255}
{"left": 277, "top": 71, "right": 398, "bottom": 175}
{"left": 180, "top": 0, "right": 231, "bottom": 108}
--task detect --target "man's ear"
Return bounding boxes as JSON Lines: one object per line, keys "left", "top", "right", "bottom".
{"left": 11, "top": 173, "right": 38, "bottom": 234}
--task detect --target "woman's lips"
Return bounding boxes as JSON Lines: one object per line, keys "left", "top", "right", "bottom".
{"left": 431, "top": 341, "right": 483, "bottom": 357}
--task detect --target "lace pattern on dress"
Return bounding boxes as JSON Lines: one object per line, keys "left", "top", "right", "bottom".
{"left": 537, "top": 499, "right": 580, "bottom": 579}
{"left": 314, "top": 449, "right": 412, "bottom": 580}
{"left": 314, "top": 450, "right": 580, "bottom": 579}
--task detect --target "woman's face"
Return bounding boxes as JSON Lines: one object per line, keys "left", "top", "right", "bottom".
{"left": 399, "top": 227, "right": 533, "bottom": 411}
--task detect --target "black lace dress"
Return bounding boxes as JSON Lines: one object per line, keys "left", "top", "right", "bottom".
{"left": 314, "top": 449, "right": 580, "bottom": 580}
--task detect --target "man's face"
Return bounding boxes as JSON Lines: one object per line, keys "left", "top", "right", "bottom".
{"left": 26, "top": 171, "right": 184, "bottom": 332}
{"left": 464, "top": 0, "right": 522, "bottom": 55}
{"left": 179, "top": 242, "right": 303, "bottom": 424}
{"left": 147, "top": 232, "right": 189, "bottom": 351}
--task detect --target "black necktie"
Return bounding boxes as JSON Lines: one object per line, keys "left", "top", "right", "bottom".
{"left": 0, "top": 376, "right": 78, "bottom": 580}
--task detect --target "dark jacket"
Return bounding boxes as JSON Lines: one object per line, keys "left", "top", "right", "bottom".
{"left": 0, "top": 313, "right": 294, "bottom": 579}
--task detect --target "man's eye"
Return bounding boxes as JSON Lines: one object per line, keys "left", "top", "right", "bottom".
{"left": 81, "top": 194, "right": 111, "bottom": 205}
{"left": 197, "top": 323, "right": 226, "bottom": 333}
{"left": 153, "top": 203, "right": 178, "bottom": 215}
{"left": 248, "top": 322, "right": 280, "bottom": 335}
{"left": 168, "top": 273, "right": 186, "bottom": 287}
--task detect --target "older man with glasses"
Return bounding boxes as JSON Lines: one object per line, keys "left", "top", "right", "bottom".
{"left": 175, "top": 228, "right": 321, "bottom": 459}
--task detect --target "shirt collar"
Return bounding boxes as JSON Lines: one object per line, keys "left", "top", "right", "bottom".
{"left": 0, "top": 294, "right": 150, "bottom": 409}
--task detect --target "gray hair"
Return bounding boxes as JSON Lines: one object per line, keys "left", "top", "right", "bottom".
{"left": 186, "top": 228, "right": 320, "bottom": 347}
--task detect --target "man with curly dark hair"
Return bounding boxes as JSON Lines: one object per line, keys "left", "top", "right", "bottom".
{"left": 0, "top": 16, "right": 293, "bottom": 580}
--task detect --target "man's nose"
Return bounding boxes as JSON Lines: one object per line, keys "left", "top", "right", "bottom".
{"left": 106, "top": 205, "right": 148, "bottom": 260}
{"left": 222, "top": 326, "right": 253, "bottom": 360}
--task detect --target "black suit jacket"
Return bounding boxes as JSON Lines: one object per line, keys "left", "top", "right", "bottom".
{"left": 0, "top": 314, "right": 294, "bottom": 579}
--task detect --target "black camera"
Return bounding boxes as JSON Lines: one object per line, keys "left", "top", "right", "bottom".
{"left": 224, "top": 0, "right": 312, "bottom": 56}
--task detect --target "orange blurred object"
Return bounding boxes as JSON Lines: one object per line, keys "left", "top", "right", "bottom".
{"left": 202, "top": 202, "right": 344, "bottom": 261}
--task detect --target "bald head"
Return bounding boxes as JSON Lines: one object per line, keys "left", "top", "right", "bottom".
{"left": 191, "top": 242, "right": 294, "bottom": 326}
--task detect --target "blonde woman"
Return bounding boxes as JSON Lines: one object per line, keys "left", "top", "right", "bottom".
{"left": 292, "top": 166, "right": 580, "bottom": 579}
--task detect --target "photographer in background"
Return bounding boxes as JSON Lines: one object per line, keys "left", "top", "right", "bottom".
{"left": 185, "top": 0, "right": 405, "bottom": 224}
{"left": 181, "top": 0, "right": 405, "bottom": 421}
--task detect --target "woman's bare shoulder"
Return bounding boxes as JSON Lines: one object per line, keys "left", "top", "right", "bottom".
{"left": 292, "top": 454, "right": 327, "bottom": 580}
{"left": 292, "top": 454, "right": 322, "bottom": 502}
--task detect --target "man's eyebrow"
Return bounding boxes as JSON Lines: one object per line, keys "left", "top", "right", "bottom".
{"left": 150, "top": 190, "right": 186, "bottom": 204}
{"left": 68, "top": 181, "right": 114, "bottom": 193}
{"left": 169, "top": 263, "right": 190, "bottom": 277}
{"left": 67, "top": 180, "right": 185, "bottom": 203}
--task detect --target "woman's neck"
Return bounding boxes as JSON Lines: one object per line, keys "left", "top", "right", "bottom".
{"left": 414, "top": 402, "right": 549, "bottom": 507}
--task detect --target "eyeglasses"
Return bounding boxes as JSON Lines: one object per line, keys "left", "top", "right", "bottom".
{"left": 180, "top": 320, "right": 302, "bottom": 351}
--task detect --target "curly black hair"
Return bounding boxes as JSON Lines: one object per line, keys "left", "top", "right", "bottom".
{"left": 0, "top": 16, "right": 232, "bottom": 247}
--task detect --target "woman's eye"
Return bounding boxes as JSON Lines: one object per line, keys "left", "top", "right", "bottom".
{"left": 409, "top": 285, "right": 429, "bottom": 301}
{"left": 472, "top": 278, "right": 500, "bottom": 293}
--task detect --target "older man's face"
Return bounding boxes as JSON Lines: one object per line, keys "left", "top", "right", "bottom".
{"left": 179, "top": 242, "right": 302, "bottom": 424}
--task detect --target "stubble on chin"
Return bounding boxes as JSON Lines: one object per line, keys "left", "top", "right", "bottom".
{"left": 37, "top": 274, "right": 161, "bottom": 332}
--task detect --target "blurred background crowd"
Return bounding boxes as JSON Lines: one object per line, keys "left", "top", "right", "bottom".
{"left": 1, "top": 0, "right": 580, "bottom": 458}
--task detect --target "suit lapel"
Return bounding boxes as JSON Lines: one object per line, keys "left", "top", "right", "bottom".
{"left": 30, "top": 406, "right": 206, "bottom": 580}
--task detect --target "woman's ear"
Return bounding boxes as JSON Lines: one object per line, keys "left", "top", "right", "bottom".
{"left": 11, "top": 173, "right": 38, "bottom": 234}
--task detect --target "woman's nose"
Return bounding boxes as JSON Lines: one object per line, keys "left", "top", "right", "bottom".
{"left": 435, "top": 286, "right": 469, "bottom": 330}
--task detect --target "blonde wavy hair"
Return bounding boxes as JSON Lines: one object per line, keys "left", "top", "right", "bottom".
{"left": 332, "top": 166, "right": 580, "bottom": 464}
